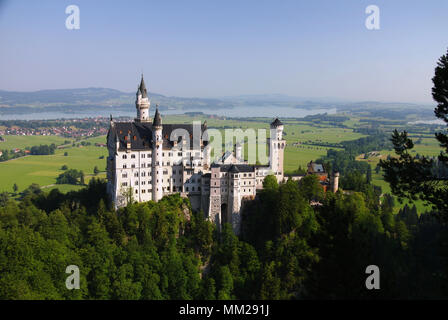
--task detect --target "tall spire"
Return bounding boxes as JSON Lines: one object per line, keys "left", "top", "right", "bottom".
{"left": 139, "top": 74, "right": 148, "bottom": 98}
{"left": 153, "top": 105, "right": 162, "bottom": 127}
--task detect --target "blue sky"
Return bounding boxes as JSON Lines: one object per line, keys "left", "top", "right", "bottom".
{"left": 0, "top": 0, "right": 447, "bottom": 103}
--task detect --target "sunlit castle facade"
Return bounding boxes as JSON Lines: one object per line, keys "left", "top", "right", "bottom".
{"left": 106, "top": 76, "right": 286, "bottom": 234}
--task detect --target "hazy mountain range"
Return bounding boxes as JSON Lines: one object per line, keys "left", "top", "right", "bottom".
{"left": 0, "top": 88, "right": 435, "bottom": 118}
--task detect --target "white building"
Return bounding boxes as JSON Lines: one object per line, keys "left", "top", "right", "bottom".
{"left": 106, "top": 76, "right": 286, "bottom": 234}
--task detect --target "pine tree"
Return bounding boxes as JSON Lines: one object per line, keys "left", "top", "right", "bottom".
{"left": 380, "top": 48, "right": 448, "bottom": 220}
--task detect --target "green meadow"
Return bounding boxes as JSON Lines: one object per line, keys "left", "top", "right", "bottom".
{"left": 0, "top": 135, "right": 69, "bottom": 150}
{"left": 0, "top": 143, "right": 107, "bottom": 193}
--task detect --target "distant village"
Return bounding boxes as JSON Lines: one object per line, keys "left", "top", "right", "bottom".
{"left": 0, "top": 117, "right": 116, "bottom": 161}
{"left": 0, "top": 117, "right": 114, "bottom": 138}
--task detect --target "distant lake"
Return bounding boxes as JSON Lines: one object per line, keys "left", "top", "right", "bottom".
{"left": 408, "top": 119, "right": 445, "bottom": 125}
{"left": 0, "top": 106, "right": 337, "bottom": 120}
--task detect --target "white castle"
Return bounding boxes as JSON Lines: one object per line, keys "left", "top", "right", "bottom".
{"left": 106, "top": 76, "right": 286, "bottom": 234}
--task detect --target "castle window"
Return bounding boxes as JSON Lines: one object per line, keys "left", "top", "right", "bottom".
{"left": 167, "top": 162, "right": 170, "bottom": 166}
{"left": 122, "top": 155, "right": 127, "bottom": 159}
{"left": 192, "top": 187, "right": 195, "bottom": 191}
{"left": 122, "top": 173, "right": 127, "bottom": 178}
{"left": 178, "top": 152, "right": 182, "bottom": 156}
{"left": 142, "top": 154, "right": 145, "bottom": 158}
{"left": 142, "top": 163, "right": 145, "bottom": 168}
{"left": 162, "top": 152, "right": 165, "bottom": 157}
{"left": 121, "top": 182, "right": 127, "bottom": 186}
{"left": 142, "top": 181, "right": 145, "bottom": 185}
{"left": 131, "top": 154, "right": 135, "bottom": 159}
{"left": 131, "top": 164, "right": 135, "bottom": 168}
{"left": 123, "top": 164, "right": 127, "bottom": 168}
{"left": 186, "top": 187, "right": 189, "bottom": 191}
{"left": 135, "top": 189, "right": 138, "bottom": 194}
{"left": 135, "top": 181, "right": 138, "bottom": 185}
{"left": 198, "top": 187, "right": 201, "bottom": 191}
{"left": 142, "top": 172, "right": 145, "bottom": 177}
{"left": 142, "top": 189, "right": 146, "bottom": 193}
{"left": 134, "top": 172, "right": 138, "bottom": 177}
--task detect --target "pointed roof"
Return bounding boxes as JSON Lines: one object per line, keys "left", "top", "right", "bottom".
{"left": 153, "top": 106, "right": 162, "bottom": 127}
{"left": 271, "top": 117, "right": 283, "bottom": 127}
{"left": 138, "top": 74, "right": 148, "bottom": 98}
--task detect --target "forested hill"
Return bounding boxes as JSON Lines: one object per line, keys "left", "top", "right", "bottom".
{"left": 0, "top": 176, "right": 446, "bottom": 299}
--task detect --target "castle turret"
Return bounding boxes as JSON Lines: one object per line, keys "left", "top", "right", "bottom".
{"left": 135, "top": 75, "right": 151, "bottom": 122}
{"left": 269, "top": 118, "right": 285, "bottom": 182}
{"left": 152, "top": 107, "right": 163, "bottom": 201}
{"left": 332, "top": 171, "right": 340, "bottom": 193}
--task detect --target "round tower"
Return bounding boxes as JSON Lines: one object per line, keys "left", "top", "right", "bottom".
{"left": 269, "top": 118, "right": 285, "bottom": 182}
{"left": 152, "top": 107, "right": 163, "bottom": 201}
{"left": 135, "top": 75, "right": 151, "bottom": 122}
{"left": 332, "top": 171, "right": 340, "bottom": 193}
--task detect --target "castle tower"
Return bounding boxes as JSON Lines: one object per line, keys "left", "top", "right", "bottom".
{"left": 208, "top": 165, "right": 222, "bottom": 229}
{"left": 135, "top": 75, "right": 151, "bottom": 122}
{"left": 269, "top": 118, "right": 285, "bottom": 182}
{"left": 332, "top": 171, "right": 340, "bottom": 193}
{"left": 228, "top": 165, "right": 242, "bottom": 235}
{"left": 152, "top": 107, "right": 163, "bottom": 201}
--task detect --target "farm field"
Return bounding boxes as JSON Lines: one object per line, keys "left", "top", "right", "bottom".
{"left": 0, "top": 144, "right": 107, "bottom": 193}
{"left": 357, "top": 139, "right": 441, "bottom": 214}
{"left": 0, "top": 135, "right": 70, "bottom": 150}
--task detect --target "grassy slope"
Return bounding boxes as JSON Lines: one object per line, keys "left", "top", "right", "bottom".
{"left": 0, "top": 144, "right": 107, "bottom": 193}
{"left": 357, "top": 136, "right": 442, "bottom": 213}
{"left": 0, "top": 135, "right": 69, "bottom": 150}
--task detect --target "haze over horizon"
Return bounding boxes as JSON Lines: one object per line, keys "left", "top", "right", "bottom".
{"left": 1, "top": 0, "right": 447, "bottom": 104}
